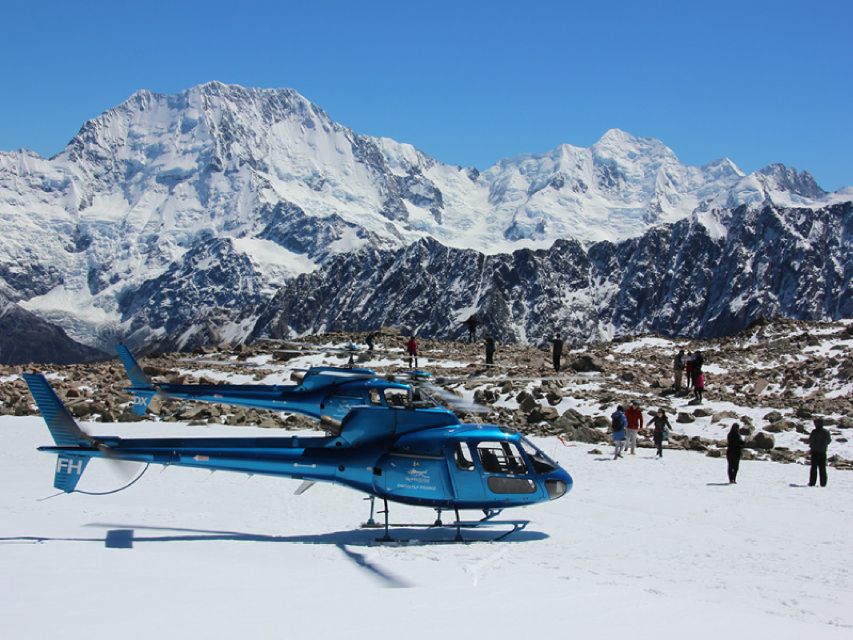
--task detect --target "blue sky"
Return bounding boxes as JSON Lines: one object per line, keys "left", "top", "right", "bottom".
{"left": 2, "top": 0, "right": 851, "bottom": 189}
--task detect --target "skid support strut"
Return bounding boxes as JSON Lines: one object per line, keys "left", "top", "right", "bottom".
{"left": 364, "top": 495, "right": 377, "bottom": 526}
{"left": 380, "top": 498, "right": 393, "bottom": 542}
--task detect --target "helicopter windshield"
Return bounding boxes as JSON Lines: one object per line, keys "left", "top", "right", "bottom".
{"left": 520, "top": 437, "right": 558, "bottom": 474}
{"left": 382, "top": 386, "right": 439, "bottom": 409}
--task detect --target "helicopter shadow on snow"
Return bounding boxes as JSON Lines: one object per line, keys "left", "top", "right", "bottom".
{"left": 0, "top": 523, "right": 548, "bottom": 588}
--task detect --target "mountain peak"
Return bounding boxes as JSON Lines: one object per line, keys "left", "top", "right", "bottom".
{"left": 757, "top": 163, "right": 825, "bottom": 198}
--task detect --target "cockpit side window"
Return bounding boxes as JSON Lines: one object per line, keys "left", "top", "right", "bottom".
{"left": 369, "top": 389, "right": 382, "bottom": 405}
{"left": 384, "top": 388, "right": 410, "bottom": 408}
{"left": 475, "top": 441, "right": 529, "bottom": 475}
{"left": 454, "top": 443, "right": 475, "bottom": 471}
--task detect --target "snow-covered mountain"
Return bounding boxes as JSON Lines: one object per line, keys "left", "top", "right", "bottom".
{"left": 0, "top": 82, "right": 850, "bottom": 359}
{"left": 252, "top": 202, "right": 852, "bottom": 347}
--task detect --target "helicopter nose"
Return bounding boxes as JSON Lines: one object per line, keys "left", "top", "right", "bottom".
{"left": 545, "top": 467, "right": 573, "bottom": 500}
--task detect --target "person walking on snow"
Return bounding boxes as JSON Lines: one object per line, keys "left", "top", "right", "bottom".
{"left": 405, "top": 335, "right": 419, "bottom": 369}
{"left": 551, "top": 333, "right": 564, "bottom": 373}
{"left": 808, "top": 418, "right": 832, "bottom": 487}
{"left": 625, "top": 400, "right": 644, "bottom": 455}
{"left": 651, "top": 408, "right": 671, "bottom": 458}
{"left": 673, "top": 349, "right": 685, "bottom": 391}
{"left": 611, "top": 405, "right": 628, "bottom": 459}
{"left": 727, "top": 423, "right": 744, "bottom": 483}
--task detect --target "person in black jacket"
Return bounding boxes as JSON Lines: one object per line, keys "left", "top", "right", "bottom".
{"left": 651, "top": 408, "right": 671, "bottom": 458}
{"left": 484, "top": 335, "right": 497, "bottom": 365}
{"left": 808, "top": 418, "right": 832, "bottom": 487}
{"left": 727, "top": 423, "right": 744, "bottom": 484}
{"left": 551, "top": 333, "right": 564, "bottom": 373}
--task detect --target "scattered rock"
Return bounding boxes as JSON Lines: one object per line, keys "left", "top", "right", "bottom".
{"left": 711, "top": 410, "right": 739, "bottom": 423}
{"left": 765, "top": 420, "right": 795, "bottom": 433}
{"left": 753, "top": 378, "right": 770, "bottom": 395}
{"left": 763, "top": 410, "right": 783, "bottom": 423}
{"left": 569, "top": 355, "right": 603, "bottom": 372}
{"left": 747, "top": 432, "right": 775, "bottom": 450}
{"left": 676, "top": 412, "right": 695, "bottom": 424}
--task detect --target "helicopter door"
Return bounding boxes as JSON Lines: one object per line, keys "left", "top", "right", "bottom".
{"left": 445, "top": 442, "right": 484, "bottom": 502}
{"left": 375, "top": 451, "right": 451, "bottom": 503}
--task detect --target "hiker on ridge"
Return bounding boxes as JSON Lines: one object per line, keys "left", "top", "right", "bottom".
{"left": 405, "top": 335, "right": 419, "bottom": 369}
{"left": 484, "top": 335, "right": 497, "bottom": 365}
{"left": 551, "top": 333, "right": 564, "bottom": 373}
{"left": 673, "top": 349, "right": 685, "bottom": 391}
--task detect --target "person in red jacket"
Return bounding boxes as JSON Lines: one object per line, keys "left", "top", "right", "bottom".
{"left": 625, "top": 399, "right": 644, "bottom": 455}
{"left": 406, "top": 335, "right": 419, "bottom": 369}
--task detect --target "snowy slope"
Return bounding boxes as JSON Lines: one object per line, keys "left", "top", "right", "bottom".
{"left": 1, "top": 416, "right": 851, "bottom": 639}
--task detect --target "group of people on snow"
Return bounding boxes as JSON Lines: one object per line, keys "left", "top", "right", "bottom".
{"left": 610, "top": 400, "right": 833, "bottom": 487}
{"left": 381, "top": 329, "right": 836, "bottom": 488}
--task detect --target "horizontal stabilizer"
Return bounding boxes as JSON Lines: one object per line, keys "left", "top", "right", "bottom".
{"left": 23, "top": 373, "right": 91, "bottom": 447}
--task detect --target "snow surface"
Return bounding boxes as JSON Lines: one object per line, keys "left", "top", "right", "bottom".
{"left": 1, "top": 416, "right": 851, "bottom": 639}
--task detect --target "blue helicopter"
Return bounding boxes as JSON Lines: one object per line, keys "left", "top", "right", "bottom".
{"left": 116, "top": 344, "right": 481, "bottom": 428}
{"left": 24, "top": 370, "right": 573, "bottom": 541}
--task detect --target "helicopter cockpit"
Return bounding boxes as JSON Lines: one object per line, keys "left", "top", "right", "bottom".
{"left": 369, "top": 386, "right": 440, "bottom": 410}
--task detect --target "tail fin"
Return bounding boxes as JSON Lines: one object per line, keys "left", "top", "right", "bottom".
{"left": 116, "top": 344, "right": 156, "bottom": 415}
{"left": 22, "top": 373, "right": 93, "bottom": 493}
{"left": 23, "top": 373, "right": 91, "bottom": 447}
{"left": 115, "top": 343, "right": 151, "bottom": 388}
{"left": 53, "top": 455, "right": 91, "bottom": 493}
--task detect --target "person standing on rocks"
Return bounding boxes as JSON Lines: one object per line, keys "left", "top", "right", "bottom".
{"left": 651, "top": 408, "right": 671, "bottom": 458}
{"left": 684, "top": 353, "right": 694, "bottom": 391}
{"left": 365, "top": 332, "right": 376, "bottom": 352}
{"left": 673, "top": 349, "right": 685, "bottom": 391}
{"left": 611, "top": 405, "right": 628, "bottom": 459}
{"left": 727, "top": 423, "right": 744, "bottom": 483}
{"left": 692, "top": 350, "right": 704, "bottom": 387}
{"left": 625, "top": 399, "right": 644, "bottom": 455}
{"left": 484, "top": 335, "right": 497, "bottom": 366}
{"left": 551, "top": 333, "right": 564, "bottom": 373}
{"left": 807, "top": 418, "right": 832, "bottom": 487}
{"left": 406, "top": 335, "right": 419, "bottom": 369}
{"left": 693, "top": 371, "right": 706, "bottom": 404}
{"left": 464, "top": 315, "right": 479, "bottom": 343}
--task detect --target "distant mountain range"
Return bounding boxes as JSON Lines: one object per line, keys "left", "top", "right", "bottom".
{"left": 0, "top": 82, "right": 850, "bottom": 362}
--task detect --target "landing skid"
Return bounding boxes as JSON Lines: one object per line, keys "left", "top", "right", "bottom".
{"left": 361, "top": 498, "right": 528, "bottom": 543}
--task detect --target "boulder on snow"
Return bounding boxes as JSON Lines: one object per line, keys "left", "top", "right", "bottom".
{"left": 569, "top": 355, "right": 603, "bottom": 372}
{"left": 747, "top": 432, "right": 775, "bottom": 450}
{"left": 763, "top": 410, "right": 783, "bottom": 423}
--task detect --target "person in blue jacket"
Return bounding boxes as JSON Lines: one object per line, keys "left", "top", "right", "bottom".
{"left": 611, "top": 405, "right": 628, "bottom": 459}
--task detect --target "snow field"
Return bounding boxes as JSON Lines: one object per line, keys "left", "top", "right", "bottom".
{"left": 1, "top": 417, "right": 851, "bottom": 639}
